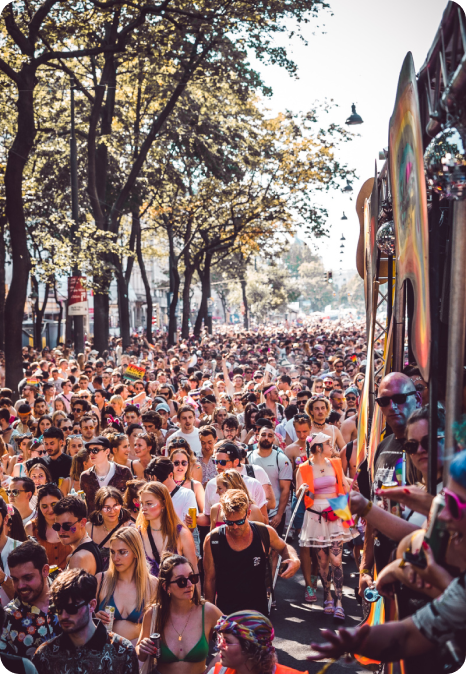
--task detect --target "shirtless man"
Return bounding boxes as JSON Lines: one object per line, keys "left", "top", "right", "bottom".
{"left": 285, "top": 414, "right": 312, "bottom": 474}
{"left": 304, "top": 396, "right": 345, "bottom": 454}
{"left": 340, "top": 387, "right": 359, "bottom": 444}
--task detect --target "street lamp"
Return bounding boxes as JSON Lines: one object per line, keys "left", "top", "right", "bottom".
{"left": 346, "top": 104, "right": 364, "bottom": 125}
{"left": 340, "top": 235, "right": 346, "bottom": 241}
{"left": 343, "top": 181, "right": 353, "bottom": 193}
{"left": 341, "top": 212, "right": 347, "bottom": 220}
{"left": 70, "top": 77, "right": 84, "bottom": 354}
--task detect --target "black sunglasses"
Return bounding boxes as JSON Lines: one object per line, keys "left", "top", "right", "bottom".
{"left": 213, "top": 458, "right": 230, "bottom": 466}
{"left": 173, "top": 460, "right": 188, "bottom": 467}
{"left": 403, "top": 435, "right": 444, "bottom": 455}
{"left": 375, "top": 391, "right": 417, "bottom": 408}
{"left": 223, "top": 515, "right": 247, "bottom": 527}
{"left": 168, "top": 573, "right": 199, "bottom": 588}
{"left": 88, "top": 447, "right": 105, "bottom": 455}
{"left": 61, "top": 426, "right": 73, "bottom": 431}
{"left": 55, "top": 601, "right": 87, "bottom": 615}
{"left": 52, "top": 519, "right": 79, "bottom": 532}
{"left": 33, "top": 449, "right": 48, "bottom": 456}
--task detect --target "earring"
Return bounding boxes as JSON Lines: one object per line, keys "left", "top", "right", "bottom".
{"left": 97, "top": 513, "right": 104, "bottom": 526}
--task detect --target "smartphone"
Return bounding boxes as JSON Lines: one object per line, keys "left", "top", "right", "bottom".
{"left": 403, "top": 550, "right": 427, "bottom": 569}
{"left": 279, "top": 562, "right": 288, "bottom": 575}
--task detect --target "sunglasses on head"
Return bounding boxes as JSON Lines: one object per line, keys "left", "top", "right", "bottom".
{"left": 55, "top": 601, "right": 87, "bottom": 615}
{"left": 169, "top": 438, "right": 188, "bottom": 447}
{"left": 52, "top": 519, "right": 79, "bottom": 532}
{"left": 403, "top": 434, "right": 444, "bottom": 455}
{"left": 213, "top": 458, "right": 230, "bottom": 466}
{"left": 173, "top": 460, "right": 188, "bottom": 467}
{"left": 168, "top": 573, "right": 200, "bottom": 588}
{"left": 375, "top": 391, "right": 417, "bottom": 407}
{"left": 223, "top": 515, "right": 247, "bottom": 527}
{"left": 444, "top": 488, "right": 466, "bottom": 520}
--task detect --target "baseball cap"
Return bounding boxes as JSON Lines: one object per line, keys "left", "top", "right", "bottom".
{"left": 155, "top": 403, "right": 171, "bottom": 414}
{"left": 216, "top": 442, "right": 240, "bottom": 461}
{"left": 85, "top": 436, "right": 110, "bottom": 450}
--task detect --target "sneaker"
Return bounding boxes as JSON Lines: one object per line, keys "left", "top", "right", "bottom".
{"left": 304, "top": 586, "right": 317, "bottom": 603}
{"left": 286, "top": 528, "right": 295, "bottom": 542}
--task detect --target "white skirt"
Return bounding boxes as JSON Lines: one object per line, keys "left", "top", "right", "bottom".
{"left": 299, "top": 498, "right": 357, "bottom": 548}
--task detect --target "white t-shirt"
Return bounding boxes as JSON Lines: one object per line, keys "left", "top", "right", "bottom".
{"left": 169, "top": 429, "right": 202, "bottom": 457}
{"left": 284, "top": 418, "right": 297, "bottom": 443}
{"left": 171, "top": 485, "right": 198, "bottom": 522}
{"left": 247, "top": 449, "right": 293, "bottom": 517}
{"left": 204, "top": 474, "right": 267, "bottom": 515}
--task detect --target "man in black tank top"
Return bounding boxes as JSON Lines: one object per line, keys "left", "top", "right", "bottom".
{"left": 53, "top": 496, "right": 103, "bottom": 575}
{"left": 203, "top": 490, "right": 300, "bottom": 615}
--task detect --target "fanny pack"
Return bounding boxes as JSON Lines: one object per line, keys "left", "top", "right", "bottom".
{"left": 306, "top": 506, "right": 339, "bottom": 522}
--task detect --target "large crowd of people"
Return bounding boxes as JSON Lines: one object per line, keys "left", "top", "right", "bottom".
{"left": 0, "top": 321, "right": 462, "bottom": 674}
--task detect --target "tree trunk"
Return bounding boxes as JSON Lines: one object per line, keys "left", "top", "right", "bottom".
{"left": 194, "top": 253, "right": 212, "bottom": 336}
{"left": 168, "top": 265, "right": 180, "bottom": 346}
{"left": 54, "top": 281, "right": 63, "bottom": 346}
{"left": 136, "top": 221, "right": 153, "bottom": 344}
{"left": 0, "top": 216, "right": 6, "bottom": 353}
{"left": 116, "top": 260, "right": 131, "bottom": 351}
{"left": 93, "top": 291, "right": 109, "bottom": 355}
{"left": 181, "top": 265, "right": 195, "bottom": 339}
{"left": 4, "top": 67, "right": 35, "bottom": 397}
{"left": 34, "top": 280, "right": 50, "bottom": 349}
{"left": 241, "top": 278, "right": 249, "bottom": 330}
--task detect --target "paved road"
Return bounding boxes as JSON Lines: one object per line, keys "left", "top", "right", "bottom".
{"left": 272, "top": 544, "right": 372, "bottom": 674}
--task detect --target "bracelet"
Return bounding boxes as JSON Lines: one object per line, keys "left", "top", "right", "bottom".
{"left": 360, "top": 500, "right": 373, "bottom": 518}
{"left": 359, "top": 568, "right": 371, "bottom": 575}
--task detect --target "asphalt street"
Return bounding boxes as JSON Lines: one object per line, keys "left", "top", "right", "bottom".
{"left": 272, "top": 543, "right": 372, "bottom": 674}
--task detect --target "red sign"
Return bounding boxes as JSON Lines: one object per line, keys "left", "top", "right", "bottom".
{"left": 68, "top": 277, "right": 88, "bottom": 316}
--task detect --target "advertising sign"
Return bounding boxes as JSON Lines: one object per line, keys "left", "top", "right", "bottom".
{"left": 68, "top": 277, "right": 88, "bottom": 316}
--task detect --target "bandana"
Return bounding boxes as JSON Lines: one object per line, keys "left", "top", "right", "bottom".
{"left": 214, "top": 611, "right": 275, "bottom": 654}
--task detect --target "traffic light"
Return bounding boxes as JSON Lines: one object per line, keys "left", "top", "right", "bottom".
{"left": 326, "top": 271, "right": 333, "bottom": 283}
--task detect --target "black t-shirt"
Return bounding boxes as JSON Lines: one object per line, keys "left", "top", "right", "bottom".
{"left": 42, "top": 453, "right": 72, "bottom": 484}
{"left": 372, "top": 433, "right": 405, "bottom": 571}
{"left": 372, "top": 433, "right": 404, "bottom": 494}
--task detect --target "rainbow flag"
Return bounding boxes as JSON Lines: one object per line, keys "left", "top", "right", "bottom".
{"left": 327, "top": 494, "right": 354, "bottom": 528}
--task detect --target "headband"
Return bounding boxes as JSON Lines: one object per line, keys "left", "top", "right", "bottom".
{"left": 263, "top": 385, "right": 277, "bottom": 396}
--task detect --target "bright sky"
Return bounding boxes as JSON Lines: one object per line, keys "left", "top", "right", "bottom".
{"left": 252, "top": 0, "right": 456, "bottom": 276}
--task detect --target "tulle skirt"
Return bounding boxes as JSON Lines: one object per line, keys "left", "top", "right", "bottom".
{"left": 299, "top": 499, "right": 357, "bottom": 548}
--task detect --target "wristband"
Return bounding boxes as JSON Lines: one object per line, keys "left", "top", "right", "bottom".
{"left": 359, "top": 568, "right": 371, "bottom": 575}
{"left": 360, "top": 500, "right": 373, "bottom": 518}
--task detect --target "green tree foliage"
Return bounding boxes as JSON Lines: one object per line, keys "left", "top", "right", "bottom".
{"left": 339, "top": 273, "right": 365, "bottom": 311}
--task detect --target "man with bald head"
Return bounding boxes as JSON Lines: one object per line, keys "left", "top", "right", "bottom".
{"left": 358, "top": 372, "right": 421, "bottom": 597}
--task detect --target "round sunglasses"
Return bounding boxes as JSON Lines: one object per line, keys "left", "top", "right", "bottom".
{"left": 173, "top": 460, "right": 188, "bottom": 467}
{"left": 52, "top": 519, "right": 79, "bottom": 532}
{"left": 403, "top": 435, "right": 444, "bottom": 455}
{"left": 444, "top": 488, "right": 466, "bottom": 520}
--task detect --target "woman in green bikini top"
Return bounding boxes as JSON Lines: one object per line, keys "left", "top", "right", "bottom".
{"left": 137, "top": 553, "right": 222, "bottom": 674}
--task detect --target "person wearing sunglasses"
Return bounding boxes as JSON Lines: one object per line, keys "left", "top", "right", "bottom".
{"left": 80, "top": 436, "right": 132, "bottom": 515}
{"left": 137, "top": 553, "right": 222, "bottom": 673}
{"left": 42, "top": 426, "right": 73, "bottom": 485}
{"left": 53, "top": 495, "right": 103, "bottom": 575}
{"left": 309, "top": 447, "right": 466, "bottom": 671}
{"left": 169, "top": 447, "right": 204, "bottom": 505}
{"left": 25, "top": 483, "right": 71, "bottom": 571}
{"left": 7, "top": 476, "right": 36, "bottom": 526}
{"left": 204, "top": 489, "right": 299, "bottom": 616}
{"left": 32, "top": 568, "right": 139, "bottom": 674}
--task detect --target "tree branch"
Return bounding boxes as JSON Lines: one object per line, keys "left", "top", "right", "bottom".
{"left": 29, "top": 0, "right": 62, "bottom": 46}
{"left": 0, "top": 57, "right": 20, "bottom": 85}
{"left": 3, "top": 5, "right": 33, "bottom": 57}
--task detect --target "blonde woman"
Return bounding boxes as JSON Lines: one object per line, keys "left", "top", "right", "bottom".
{"left": 95, "top": 527, "right": 158, "bottom": 644}
{"left": 66, "top": 434, "right": 85, "bottom": 457}
{"left": 137, "top": 482, "right": 197, "bottom": 578}
{"left": 109, "top": 395, "right": 124, "bottom": 417}
{"left": 210, "top": 469, "right": 264, "bottom": 530}
{"left": 137, "top": 553, "right": 221, "bottom": 674}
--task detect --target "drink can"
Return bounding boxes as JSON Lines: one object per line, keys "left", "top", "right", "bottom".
{"left": 105, "top": 605, "right": 115, "bottom": 632}
{"left": 150, "top": 632, "right": 161, "bottom": 659}
{"left": 188, "top": 507, "right": 197, "bottom": 529}
{"left": 364, "top": 587, "right": 380, "bottom": 603}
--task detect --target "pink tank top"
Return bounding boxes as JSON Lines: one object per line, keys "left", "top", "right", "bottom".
{"left": 314, "top": 475, "right": 337, "bottom": 494}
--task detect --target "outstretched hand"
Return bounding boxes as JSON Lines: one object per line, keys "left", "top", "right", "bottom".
{"left": 308, "top": 624, "right": 371, "bottom": 661}
{"left": 374, "top": 486, "right": 433, "bottom": 516}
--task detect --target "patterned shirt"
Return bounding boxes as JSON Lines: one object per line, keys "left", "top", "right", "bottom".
{"left": 0, "top": 597, "right": 60, "bottom": 659}
{"left": 200, "top": 457, "right": 217, "bottom": 486}
{"left": 32, "top": 621, "right": 139, "bottom": 674}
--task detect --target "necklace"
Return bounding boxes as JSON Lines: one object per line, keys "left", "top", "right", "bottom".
{"left": 170, "top": 605, "right": 194, "bottom": 642}
{"left": 96, "top": 464, "right": 111, "bottom": 482}
{"left": 150, "top": 526, "right": 162, "bottom": 532}
{"left": 313, "top": 421, "right": 325, "bottom": 429}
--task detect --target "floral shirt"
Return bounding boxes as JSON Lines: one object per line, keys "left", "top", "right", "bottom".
{"left": 32, "top": 620, "right": 139, "bottom": 674}
{"left": 0, "top": 597, "right": 60, "bottom": 659}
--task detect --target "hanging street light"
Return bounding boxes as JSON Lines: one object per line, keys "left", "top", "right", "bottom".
{"left": 346, "top": 103, "right": 364, "bottom": 125}
{"left": 341, "top": 212, "right": 348, "bottom": 220}
{"left": 343, "top": 181, "right": 353, "bottom": 193}
{"left": 340, "top": 234, "right": 346, "bottom": 241}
